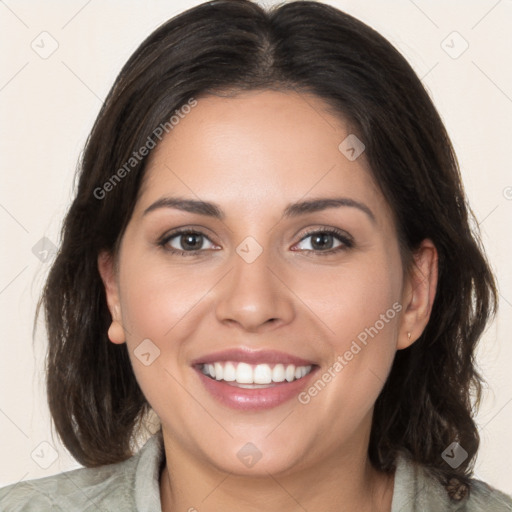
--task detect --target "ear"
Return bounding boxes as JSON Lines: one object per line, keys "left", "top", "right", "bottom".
{"left": 397, "top": 239, "right": 438, "bottom": 350}
{"left": 98, "top": 250, "right": 126, "bottom": 344}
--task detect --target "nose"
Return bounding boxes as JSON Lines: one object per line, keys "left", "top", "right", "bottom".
{"left": 214, "top": 243, "right": 295, "bottom": 332}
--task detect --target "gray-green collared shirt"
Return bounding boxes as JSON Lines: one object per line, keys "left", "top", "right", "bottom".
{"left": 1, "top": 432, "right": 511, "bottom": 511}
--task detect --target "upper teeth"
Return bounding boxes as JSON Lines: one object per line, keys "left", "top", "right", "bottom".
{"left": 201, "top": 362, "right": 313, "bottom": 384}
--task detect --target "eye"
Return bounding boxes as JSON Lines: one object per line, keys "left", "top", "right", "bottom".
{"left": 157, "top": 227, "right": 353, "bottom": 257}
{"left": 293, "top": 228, "right": 353, "bottom": 255}
{"left": 158, "top": 229, "right": 218, "bottom": 255}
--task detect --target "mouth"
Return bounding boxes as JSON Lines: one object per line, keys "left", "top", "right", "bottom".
{"left": 191, "top": 349, "right": 319, "bottom": 410}
{"left": 198, "top": 361, "right": 314, "bottom": 387}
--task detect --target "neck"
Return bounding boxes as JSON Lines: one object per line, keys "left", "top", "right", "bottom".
{"left": 159, "top": 430, "right": 395, "bottom": 512}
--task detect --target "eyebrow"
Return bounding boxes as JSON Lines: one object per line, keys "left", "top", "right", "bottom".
{"left": 143, "top": 196, "right": 376, "bottom": 224}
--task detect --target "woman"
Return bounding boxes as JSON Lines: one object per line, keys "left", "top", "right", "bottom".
{"left": 1, "top": 0, "right": 511, "bottom": 510}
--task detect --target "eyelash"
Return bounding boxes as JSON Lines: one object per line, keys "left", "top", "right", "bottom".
{"left": 157, "top": 227, "right": 354, "bottom": 257}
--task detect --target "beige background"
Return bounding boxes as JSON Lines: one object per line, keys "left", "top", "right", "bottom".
{"left": 1, "top": 0, "right": 511, "bottom": 494}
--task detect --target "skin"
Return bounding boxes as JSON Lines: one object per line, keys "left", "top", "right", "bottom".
{"left": 98, "top": 89, "right": 438, "bottom": 511}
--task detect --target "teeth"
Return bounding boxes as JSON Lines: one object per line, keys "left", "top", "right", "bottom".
{"left": 272, "top": 364, "right": 285, "bottom": 382}
{"left": 214, "top": 362, "right": 223, "bottom": 380}
{"left": 200, "top": 361, "right": 313, "bottom": 385}
{"left": 223, "top": 362, "right": 236, "bottom": 382}
{"left": 285, "top": 365, "right": 295, "bottom": 382}
{"left": 254, "top": 364, "right": 272, "bottom": 384}
{"left": 236, "top": 362, "right": 253, "bottom": 384}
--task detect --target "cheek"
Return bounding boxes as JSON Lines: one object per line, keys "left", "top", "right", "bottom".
{"left": 309, "top": 245, "right": 402, "bottom": 342}
{"left": 115, "top": 258, "right": 203, "bottom": 418}
{"left": 118, "top": 258, "right": 208, "bottom": 343}
{"left": 297, "top": 304, "right": 400, "bottom": 440}
{"left": 301, "top": 249, "right": 403, "bottom": 420}
{"left": 314, "top": 261, "right": 403, "bottom": 420}
{"left": 332, "top": 268, "right": 401, "bottom": 351}
{"left": 115, "top": 252, "right": 225, "bottom": 406}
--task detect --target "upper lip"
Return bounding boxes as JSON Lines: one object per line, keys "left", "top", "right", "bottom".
{"left": 191, "top": 348, "right": 316, "bottom": 367}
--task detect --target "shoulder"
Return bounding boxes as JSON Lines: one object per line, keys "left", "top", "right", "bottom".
{"left": 0, "top": 433, "right": 165, "bottom": 512}
{"left": 0, "top": 462, "right": 132, "bottom": 511}
{"left": 392, "top": 451, "right": 512, "bottom": 512}
{"left": 465, "top": 479, "right": 512, "bottom": 511}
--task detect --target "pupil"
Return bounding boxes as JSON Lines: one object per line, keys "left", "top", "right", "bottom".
{"left": 182, "top": 233, "right": 202, "bottom": 250}
{"left": 312, "top": 233, "right": 333, "bottom": 250}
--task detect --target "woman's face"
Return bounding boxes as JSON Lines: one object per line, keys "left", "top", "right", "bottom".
{"left": 99, "top": 89, "right": 435, "bottom": 476}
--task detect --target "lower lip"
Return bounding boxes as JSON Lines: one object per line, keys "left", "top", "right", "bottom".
{"left": 194, "top": 367, "right": 318, "bottom": 410}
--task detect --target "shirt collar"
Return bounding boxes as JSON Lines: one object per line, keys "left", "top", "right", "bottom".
{"left": 133, "top": 430, "right": 165, "bottom": 512}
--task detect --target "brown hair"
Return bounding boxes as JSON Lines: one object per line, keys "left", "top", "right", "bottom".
{"left": 38, "top": 0, "right": 497, "bottom": 499}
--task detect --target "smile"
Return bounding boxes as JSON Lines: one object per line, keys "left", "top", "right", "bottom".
{"left": 192, "top": 349, "right": 319, "bottom": 410}
{"left": 200, "top": 361, "right": 313, "bottom": 387}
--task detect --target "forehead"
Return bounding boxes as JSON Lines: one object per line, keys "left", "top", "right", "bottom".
{"left": 136, "top": 89, "right": 388, "bottom": 222}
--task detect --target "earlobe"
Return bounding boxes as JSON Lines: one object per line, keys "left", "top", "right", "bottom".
{"left": 97, "top": 251, "right": 126, "bottom": 345}
{"left": 397, "top": 239, "right": 438, "bottom": 350}
{"left": 107, "top": 320, "right": 126, "bottom": 345}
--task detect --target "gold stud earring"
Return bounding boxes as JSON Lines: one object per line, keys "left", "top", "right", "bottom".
{"left": 407, "top": 332, "right": 411, "bottom": 341}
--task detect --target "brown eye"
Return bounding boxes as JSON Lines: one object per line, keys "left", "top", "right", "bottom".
{"left": 159, "top": 230, "right": 217, "bottom": 255}
{"left": 175, "top": 232, "right": 205, "bottom": 251}
{"left": 293, "top": 228, "right": 353, "bottom": 255}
